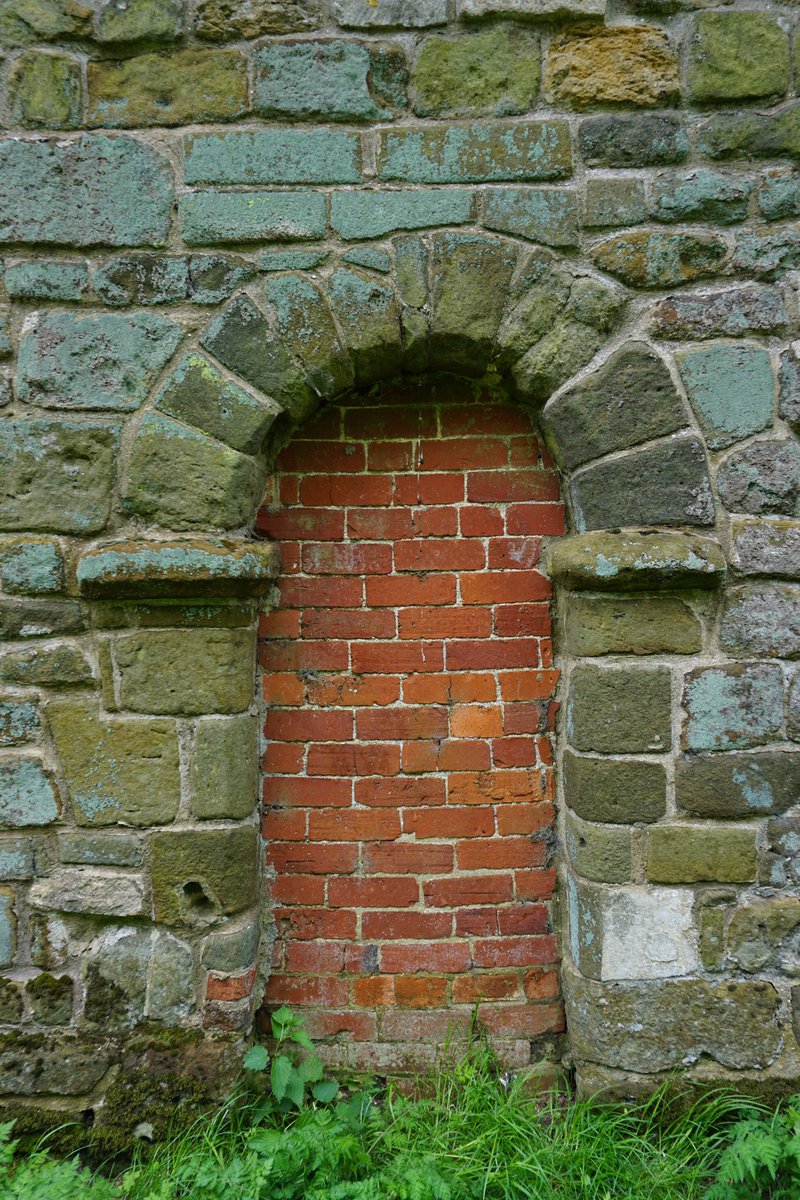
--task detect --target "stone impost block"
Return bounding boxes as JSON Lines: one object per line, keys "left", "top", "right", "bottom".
{"left": 677, "top": 343, "right": 774, "bottom": 451}
{"left": 571, "top": 437, "right": 715, "bottom": 532}
{"left": 151, "top": 825, "right": 258, "bottom": 926}
{"left": 59, "top": 831, "right": 144, "bottom": 867}
{"left": 123, "top": 414, "right": 266, "bottom": 531}
{"left": 8, "top": 50, "right": 82, "bottom": 128}
{"left": 179, "top": 191, "right": 326, "bottom": 245}
{"left": 412, "top": 26, "right": 540, "bottom": 118}
{"left": 564, "top": 594, "right": 703, "bottom": 657}
{"left": 16, "top": 311, "right": 182, "bottom": 413}
{"left": 718, "top": 441, "right": 800, "bottom": 518}
{"left": 677, "top": 752, "right": 800, "bottom": 819}
{"left": 0, "top": 136, "right": 173, "bottom": 247}
{"left": 78, "top": 538, "right": 279, "bottom": 601}
{"left": 47, "top": 699, "right": 180, "bottom": 827}
{"left": 727, "top": 899, "right": 800, "bottom": 973}
{"left": 29, "top": 868, "right": 146, "bottom": 916}
{"left": 0, "top": 644, "right": 93, "bottom": 688}
{"left": 263, "top": 274, "right": 353, "bottom": 399}
{"left": 568, "top": 664, "right": 672, "bottom": 754}
{"left": 564, "top": 811, "right": 632, "bottom": 883}
{"left": 0, "top": 420, "right": 118, "bottom": 535}
{"left": 650, "top": 285, "right": 787, "bottom": 341}
{"left": 688, "top": 13, "right": 790, "bottom": 104}
{"left": 94, "top": 0, "right": 184, "bottom": 41}
{"left": 483, "top": 188, "right": 578, "bottom": 247}
{"left": 650, "top": 169, "right": 752, "bottom": 226}
{"left": 330, "top": 189, "right": 474, "bottom": 240}
{"left": 378, "top": 121, "right": 571, "bottom": 183}
{"left": 721, "top": 584, "right": 800, "bottom": 659}
{"left": 563, "top": 750, "right": 666, "bottom": 824}
{"left": 190, "top": 714, "right": 258, "bottom": 820}
{"left": 0, "top": 758, "right": 59, "bottom": 827}
{"left": 647, "top": 824, "right": 757, "bottom": 883}
{"left": 684, "top": 663, "right": 784, "bottom": 752}
{"left": 88, "top": 50, "right": 248, "bottom": 127}
{"left": 5, "top": 260, "right": 91, "bottom": 302}
{"left": 733, "top": 519, "right": 800, "bottom": 579}
{"left": 253, "top": 40, "right": 382, "bottom": 120}
{"left": 0, "top": 696, "right": 40, "bottom": 747}
{"left": 196, "top": 0, "right": 321, "bottom": 38}
{"left": 155, "top": 354, "right": 280, "bottom": 455}
{"left": 547, "top": 28, "right": 679, "bottom": 109}
{"left": 549, "top": 530, "right": 724, "bottom": 592}
{"left": 542, "top": 344, "right": 686, "bottom": 471}
{"left": 0, "top": 538, "right": 64, "bottom": 595}
{"left": 184, "top": 129, "right": 361, "bottom": 185}
{"left": 114, "top": 627, "right": 255, "bottom": 716}
{"left": 579, "top": 114, "right": 688, "bottom": 168}
{"left": 591, "top": 230, "right": 727, "bottom": 289}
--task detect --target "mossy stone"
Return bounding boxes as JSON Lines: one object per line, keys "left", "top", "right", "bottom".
{"left": 191, "top": 715, "right": 258, "bottom": 820}
{"left": 413, "top": 26, "right": 540, "bottom": 118}
{"left": 568, "top": 665, "right": 672, "bottom": 754}
{"left": 647, "top": 825, "right": 757, "bottom": 883}
{"left": 195, "top": 0, "right": 321, "bottom": 39}
{"left": 565, "top": 810, "right": 633, "bottom": 883}
{"left": 8, "top": 50, "right": 81, "bottom": 128}
{"left": 155, "top": 354, "right": 280, "bottom": 455}
{"left": 88, "top": 50, "right": 247, "bottom": 127}
{"left": 563, "top": 750, "right": 666, "bottom": 824}
{"left": 688, "top": 13, "right": 790, "bottom": 104}
{"left": 26, "top": 972, "right": 73, "bottom": 1025}
{"left": 94, "top": 0, "right": 183, "bottom": 41}
{"left": 151, "top": 825, "right": 258, "bottom": 926}
{"left": 0, "top": 645, "right": 93, "bottom": 688}
{"left": 727, "top": 899, "right": 800, "bottom": 972}
{"left": 114, "top": 627, "right": 255, "bottom": 716}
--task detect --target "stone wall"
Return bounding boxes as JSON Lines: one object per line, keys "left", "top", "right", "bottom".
{"left": 0, "top": 0, "right": 798, "bottom": 1126}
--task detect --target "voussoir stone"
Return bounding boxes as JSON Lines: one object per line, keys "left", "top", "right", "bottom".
{"left": 155, "top": 354, "right": 280, "bottom": 454}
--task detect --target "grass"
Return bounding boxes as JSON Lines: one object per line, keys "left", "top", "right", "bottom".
{"left": 0, "top": 1039, "right": 781, "bottom": 1200}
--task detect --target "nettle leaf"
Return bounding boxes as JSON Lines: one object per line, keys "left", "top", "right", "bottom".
{"left": 290, "top": 1028, "right": 315, "bottom": 1052}
{"left": 312, "top": 1080, "right": 340, "bottom": 1104}
{"left": 270, "top": 1054, "right": 293, "bottom": 1101}
{"left": 243, "top": 1045, "right": 269, "bottom": 1072}
{"left": 271, "top": 1006, "right": 294, "bottom": 1029}
{"left": 298, "top": 1054, "right": 324, "bottom": 1083}
{"left": 284, "top": 1069, "right": 305, "bottom": 1108}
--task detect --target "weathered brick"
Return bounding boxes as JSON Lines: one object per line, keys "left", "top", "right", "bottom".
{"left": 676, "top": 343, "right": 774, "bottom": 450}
{"left": 184, "top": 129, "right": 361, "bottom": 185}
{"left": 687, "top": 13, "right": 789, "bottom": 104}
{"left": 179, "top": 191, "right": 326, "bottom": 245}
{"left": 378, "top": 121, "right": 571, "bottom": 183}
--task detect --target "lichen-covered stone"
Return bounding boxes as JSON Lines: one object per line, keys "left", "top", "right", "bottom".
{"left": 687, "top": 13, "right": 789, "bottom": 104}
{"left": 179, "top": 190, "right": 326, "bottom": 245}
{"left": 5, "top": 259, "right": 90, "bottom": 302}
{"left": 151, "top": 825, "right": 258, "bottom": 926}
{"left": 253, "top": 40, "right": 382, "bottom": 121}
{"left": 335, "top": 0, "right": 446, "bottom": 25}
{"left": 48, "top": 699, "right": 180, "bottom": 827}
{"left": 549, "top": 529, "right": 724, "bottom": 591}
{"left": 82, "top": 926, "right": 149, "bottom": 1030}
{"left": 758, "top": 170, "right": 800, "bottom": 222}
{"left": 155, "top": 354, "right": 279, "bottom": 455}
{"left": 781, "top": 348, "right": 800, "bottom": 434}
{"left": 727, "top": 899, "right": 800, "bottom": 973}
{"left": 0, "top": 598, "right": 84, "bottom": 640}
{"left": 568, "top": 665, "right": 672, "bottom": 754}
{"left": 16, "top": 311, "right": 182, "bottom": 412}
{"left": 683, "top": 663, "right": 784, "bottom": 752}
{"left": 412, "top": 26, "right": 540, "bottom": 118}
{"left": 0, "top": 978, "right": 23, "bottom": 1022}
{"left": 185, "top": 129, "right": 361, "bottom": 185}
{"left": 327, "top": 266, "right": 403, "bottom": 383}
{"left": 0, "top": 836, "right": 34, "bottom": 880}
{"left": 564, "top": 594, "right": 703, "bottom": 656}
{"left": 0, "top": 644, "right": 93, "bottom": 687}
{"left": 547, "top": 28, "right": 679, "bottom": 109}
{"left": 0, "top": 136, "right": 174, "bottom": 247}
{"left": 0, "top": 0, "right": 92, "bottom": 44}
{"left": 8, "top": 50, "right": 82, "bottom": 128}
{"left": 26, "top": 973, "right": 73, "bottom": 1025}
{"left": 732, "top": 231, "right": 800, "bottom": 281}
{"left": 148, "top": 931, "right": 195, "bottom": 1021}
{"left": 378, "top": 121, "right": 571, "bottom": 183}
{"left": 565, "top": 811, "right": 632, "bottom": 884}
{"left": 650, "top": 285, "right": 787, "bottom": 340}
{"left": 0, "top": 696, "right": 40, "bottom": 747}
{"left": 583, "top": 177, "right": 645, "bottom": 228}
{"left": 0, "top": 1032, "right": 110, "bottom": 1096}
{"left": 343, "top": 247, "right": 391, "bottom": 273}
{"left": 647, "top": 824, "right": 757, "bottom": 883}
{"left": 331, "top": 189, "right": 474, "bottom": 240}
{"left": 0, "top": 890, "right": 15, "bottom": 967}
{"left": 0, "top": 757, "right": 59, "bottom": 827}
{"left": 123, "top": 413, "right": 265, "bottom": 531}
{"left": 579, "top": 114, "right": 688, "bottom": 167}
{"left": 762, "top": 812, "right": 800, "bottom": 888}
{"left": 591, "top": 230, "right": 727, "bottom": 288}
{"left": 721, "top": 584, "right": 800, "bottom": 659}
{"left": 733, "top": 519, "right": 800, "bottom": 579}
{"left": 698, "top": 103, "right": 800, "bottom": 162}
{"left": 563, "top": 750, "right": 666, "bottom": 824}
{"left": 717, "top": 440, "right": 800, "bottom": 517}
{"left": 93, "top": 255, "right": 188, "bottom": 306}
{"left": 571, "top": 437, "right": 715, "bottom": 532}
{"left": 76, "top": 538, "right": 278, "bottom": 600}
{"left": 650, "top": 169, "right": 752, "bottom": 225}
{"left": 195, "top": 0, "right": 321, "bottom": 38}
{"left": 483, "top": 187, "right": 578, "bottom": 247}
{"left": 677, "top": 752, "right": 800, "bottom": 819}
{"left": 94, "top": 0, "right": 184, "bottom": 42}
{"left": 542, "top": 344, "right": 686, "bottom": 471}
{"left": 676, "top": 343, "right": 774, "bottom": 450}
{"left": 29, "top": 868, "right": 146, "bottom": 916}
{"left": 460, "top": 0, "right": 605, "bottom": 14}
{"left": 190, "top": 714, "right": 258, "bottom": 820}
{"left": 58, "top": 831, "right": 144, "bottom": 867}
{"left": 114, "top": 627, "right": 255, "bottom": 715}
{"left": 0, "top": 538, "right": 64, "bottom": 594}
{"left": 88, "top": 50, "right": 248, "bottom": 128}
{"left": 263, "top": 273, "right": 353, "bottom": 398}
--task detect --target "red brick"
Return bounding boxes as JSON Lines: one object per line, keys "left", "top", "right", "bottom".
{"left": 270, "top": 876, "right": 325, "bottom": 906}
{"left": 497, "top": 904, "right": 550, "bottom": 936}
{"left": 289, "top": 406, "right": 341, "bottom": 439}
{"left": 259, "top": 609, "right": 300, "bottom": 638}
{"left": 259, "top": 638, "right": 348, "bottom": 672}
{"left": 306, "top": 675, "right": 400, "bottom": 708}
{"left": 417, "top": 437, "right": 508, "bottom": 471}
{"left": 456, "top": 837, "right": 544, "bottom": 871}
{"left": 423, "top": 876, "right": 514, "bottom": 907}
{"left": 450, "top": 704, "right": 503, "bottom": 738}
{"left": 446, "top": 638, "right": 541, "bottom": 670}
{"left": 448, "top": 769, "right": 546, "bottom": 805}
{"left": 437, "top": 739, "right": 492, "bottom": 771}
{"left": 278, "top": 541, "right": 301, "bottom": 573}
{"left": 460, "top": 573, "right": 551, "bottom": 606}
{"left": 328, "top": 877, "right": 419, "bottom": 908}
{"left": 344, "top": 406, "right": 436, "bottom": 439}
{"left": 460, "top": 505, "right": 504, "bottom": 536}
{"left": 261, "top": 808, "right": 306, "bottom": 840}
{"left": 279, "top": 474, "right": 298, "bottom": 504}
{"left": 400, "top": 740, "right": 438, "bottom": 773}
{"left": 487, "top": 537, "right": 541, "bottom": 570}
{"left": 309, "top": 808, "right": 401, "bottom": 842}
{"left": 478, "top": 1002, "right": 564, "bottom": 1036}
{"left": 452, "top": 972, "right": 520, "bottom": 1002}
{"left": 307, "top": 742, "right": 400, "bottom": 777}
{"left": 285, "top": 941, "right": 347, "bottom": 974}
{"left": 355, "top": 776, "right": 446, "bottom": 808}
{"left": 354, "top": 976, "right": 395, "bottom": 1006}
{"left": 367, "top": 574, "right": 456, "bottom": 606}
{"left": 492, "top": 736, "right": 537, "bottom": 767}
{"left": 267, "top": 841, "right": 358, "bottom": 875}
{"left": 263, "top": 776, "right": 352, "bottom": 808}
{"left": 380, "top": 1010, "right": 471, "bottom": 1044}
{"left": 508, "top": 435, "right": 549, "bottom": 467}
{"left": 361, "top": 910, "right": 452, "bottom": 940}
{"left": 261, "top": 742, "right": 303, "bottom": 773}
{"left": 496, "top": 803, "right": 554, "bottom": 836}
{"left": 259, "top": 507, "right": 345, "bottom": 543}
{"left": 206, "top": 967, "right": 256, "bottom": 1002}
{"left": 523, "top": 969, "right": 560, "bottom": 1001}
{"left": 455, "top": 907, "right": 499, "bottom": 936}
{"left": 368, "top": 440, "right": 415, "bottom": 471}
{"left": 279, "top": 576, "right": 363, "bottom": 608}
{"left": 412, "top": 506, "right": 459, "bottom": 537}
{"left": 351, "top": 641, "right": 444, "bottom": 675}
{"left": 302, "top": 608, "right": 396, "bottom": 640}
{"left": 467, "top": 470, "right": 560, "bottom": 504}
{"left": 449, "top": 673, "right": 497, "bottom": 702}
{"left": 394, "top": 473, "right": 465, "bottom": 505}
{"left": 506, "top": 503, "right": 565, "bottom": 536}
{"left": 363, "top": 841, "right": 453, "bottom": 874}
{"left": 403, "top": 807, "right": 495, "bottom": 839}
{"left": 515, "top": 868, "right": 557, "bottom": 901}
{"left": 395, "top": 539, "right": 484, "bottom": 572}
{"left": 494, "top": 604, "right": 551, "bottom": 638}
{"left": 499, "top": 669, "right": 560, "bottom": 701}
{"left": 395, "top": 976, "right": 447, "bottom": 1008}
{"left": 402, "top": 674, "right": 452, "bottom": 704}
{"left": 301, "top": 474, "right": 394, "bottom": 507}
{"left": 357, "top": 706, "right": 448, "bottom": 741}
{"left": 275, "top": 909, "right": 357, "bottom": 941}
{"left": 504, "top": 703, "right": 548, "bottom": 735}
{"left": 265, "top": 710, "right": 352, "bottom": 742}
{"left": 264, "top": 975, "right": 349, "bottom": 1007}
{"left": 348, "top": 508, "right": 413, "bottom": 540}
{"left": 440, "top": 405, "right": 533, "bottom": 437}
{"left": 262, "top": 673, "right": 304, "bottom": 706}
{"left": 276, "top": 440, "right": 366, "bottom": 473}
{"left": 301, "top": 1010, "right": 379, "bottom": 1040}
{"left": 302, "top": 542, "right": 393, "bottom": 575}
{"left": 398, "top": 607, "right": 490, "bottom": 639}
{"left": 380, "top": 942, "right": 471, "bottom": 974}
{"left": 472, "top": 935, "right": 558, "bottom": 968}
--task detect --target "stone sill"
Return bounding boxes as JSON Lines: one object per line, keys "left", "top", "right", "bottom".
{"left": 76, "top": 538, "right": 280, "bottom": 600}
{"left": 548, "top": 530, "right": 726, "bottom": 592}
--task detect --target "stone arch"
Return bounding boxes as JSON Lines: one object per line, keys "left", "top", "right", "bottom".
{"left": 76, "top": 229, "right": 735, "bottom": 1092}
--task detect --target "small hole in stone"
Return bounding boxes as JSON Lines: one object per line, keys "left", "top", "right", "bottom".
{"left": 182, "top": 881, "right": 215, "bottom": 918}
{"left": 83, "top": 1108, "right": 95, "bottom": 1128}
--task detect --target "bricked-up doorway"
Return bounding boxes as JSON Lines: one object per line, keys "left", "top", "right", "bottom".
{"left": 257, "top": 376, "right": 566, "bottom": 1075}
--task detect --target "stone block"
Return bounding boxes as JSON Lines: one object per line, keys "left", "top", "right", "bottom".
{"left": 571, "top": 436, "right": 714, "bottom": 531}
{"left": 8, "top": 50, "right": 82, "bottom": 128}
{"left": 327, "top": 267, "right": 403, "bottom": 384}
{"left": 0, "top": 978, "right": 23, "bottom": 1022}
{"left": 781, "top": 347, "right": 800, "bottom": 434}
{"left": 563, "top": 592, "right": 700, "bottom": 657}
{"left": 335, "top": 0, "right": 447, "bottom": 24}
{"left": 721, "top": 584, "right": 800, "bottom": 659}
{"left": 650, "top": 169, "right": 752, "bottom": 225}
{"left": 647, "top": 824, "right": 757, "bottom": 883}
{"left": 4, "top": 259, "right": 90, "bottom": 302}
{"left": 459, "top": 0, "right": 605, "bottom": 14}
{"left": 0, "top": 599, "right": 85, "bottom": 640}
{"left": 330, "top": 189, "right": 473, "bottom": 240}
{"left": 0, "top": 890, "right": 15, "bottom": 968}
{"left": 591, "top": 230, "right": 727, "bottom": 289}
{"left": 583, "top": 178, "right": 645, "bottom": 228}
{"left": 563, "top": 968, "right": 781, "bottom": 1073}
{"left": 94, "top": 0, "right": 183, "bottom": 41}
{"left": 378, "top": 121, "right": 571, "bottom": 183}
{"left": 343, "top": 247, "right": 390, "bottom": 273}
{"left": 0, "top": 135, "right": 173, "bottom": 247}
{"left": 29, "top": 868, "right": 146, "bottom": 916}
{"left": 547, "top": 28, "right": 679, "bottom": 109}
{"left": 123, "top": 413, "right": 265, "bottom": 531}
{"left": 82, "top": 925, "right": 150, "bottom": 1030}
{"left": 0, "top": 419, "right": 118, "bottom": 535}
{"left": 718, "top": 440, "right": 800, "bottom": 518}
{"left": 759, "top": 171, "right": 800, "bottom": 222}
{"left": 0, "top": 758, "right": 59, "bottom": 827}
{"left": 563, "top": 750, "right": 666, "bottom": 823}
{"left": 0, "top": 0, "right": 91, "bottom": 43}
{"left": 93, "top": 254, "right": 189, "bottom": 306}
{"left": 0, "top": 538, "right": 64, "bottom": 594}
{"left": 650, "top": 285, "right": 787, "bottom": 341}
{"left": 427, "top": 234, "right": 518, "bottom": 376}
{"left": 114, "top": 627, "right": 255, "bottom": 715}
{"left": 677, "top": 752, "right": 800, "bottom": 819}
{"left": 699, "top": 905, "right": 726, "bottom": 972}
{"left": 412, "top": 26, "right": 540, "bottom": 118}
{"left": 16, "top": 311, "right": 182, "bottom": 412}
{"left": 190, "top": 714, "right": 258, "bottom": 820}
{"left": 184, "top": 129, "right": 360, "bottom": 185}
{"left": 542, "top": 344, "right": 686, "bottom": 471}
{"left": 727, "top": 899, "right": 800, "bottom": 973}
{"left": 180, "top": 190, "right": 326, "bottom": 245}
{"left": 148, "top": 930, "right": 195, "bottom": 1021}
{"left": 549, "top": 530, "right": 724, "bottom": 593}
{"left": 684, "top": 663, "right": 784, "bottom": 752}
{"left": 0, "top": 696, "right": 40, "bottom": 747}
{"left": 733, "top": 519, "right": 800, "bottom": 579}
{"left": 573, "top": 879, "right": 696, "bottom": 981}
{"left": 26, "top": 972, "right": 73, "bottom": 1025}
{"left": 0, "top": 1032, "right": 109, "bottom": 1096}
{"left": 790, "top": 673, "right": 800, "bottom": 743}
{"left": 568, "top": 664, "right": 672, "bottom": 754}
{"left": 0, "top": 837, "right": 33, "bottom": 880}
{"left": 688, "top": 13, "right": 789, "bottom": 104}
{"left": 253, "top": 40, "right": 382, "bottom": 120}
{"left": 190, "top": 255, "right": 256, "bottom": 305}
{"left": 155, "top": 354, "right": 279, "bottom": 455}
{"left": 676, "top": 343, "right": 774, "bottom": 450}
{"left": 483, "top": 187, "right": 578, "bottom": 247}
{"left": 564, "top": 811, "right": 632, "bottom": 883}
{"left": 579, "top": 114, "right": 688, "bottom": 168}
{"left": 88, "top": 50, "right": 247, "bottom": 127}
{"left": 151, "top": 825, "right": 258, "bottom": 926}
{"left": 58, "top": 831, "right": 144, "bottom": 867}
{"left": 47, "top": 699, "right": 180, "bottom": 826}
{"left": 762, "top": 812, "right": 800, "bottom": 887}
{"left": 732, "top": 231, "right": 800, "bottom": 281}
{"left": 263, "top": 274, "right": 353, "bottom": 398}
{"left": 202, "top": 916, "right": 260, "bottom": 973}
{"left": 195, "top": 0, "right": 321, "bottom": 38}
{"left": 0, "top": 644, "right": 93, "bottom": 687}
{"left": 698, "top": 103, "right": 800, "bottom": 162}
